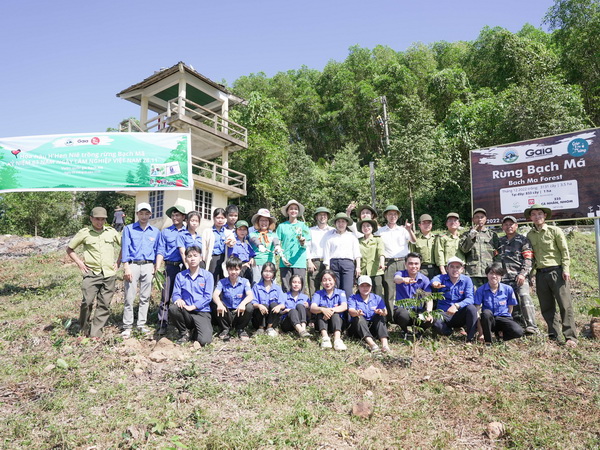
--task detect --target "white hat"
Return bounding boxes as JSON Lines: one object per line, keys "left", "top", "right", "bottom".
{"left": 280, "top": 199, "right": 305, "bottom": 217}
{"left": 357, "top": 275, "right": 373, "bottom": 286}
{"left": 251, "top": 208, "right": 277, "bottom": 227}
{"left": 136, "top": 202, "right": 152, "bottom": 213}
{"left": 446, "top": 256, "right": 464, "bottom": 266}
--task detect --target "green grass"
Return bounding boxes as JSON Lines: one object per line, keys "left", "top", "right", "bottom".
{"left": 0, "top": 235, "right": 599, "bottom": 449}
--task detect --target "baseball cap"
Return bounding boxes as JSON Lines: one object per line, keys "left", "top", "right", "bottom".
{"left": 357, "top": 275, "right": 373, "bottom": 286}
{"left": 136, "top": 202, "right": 152, "bottom": 213}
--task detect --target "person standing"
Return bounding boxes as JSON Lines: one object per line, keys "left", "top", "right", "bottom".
{"left": 202, "top": 208, "right": 233, "bottom": 284}
{"left": 357, "top": 219, "right": 385, "bottom": 297}
{"left": 346, "top": 202, "right": 378, "bottom": 238}
{"left": 525, "top": 204, "right": 578, "bottom": 347}
{"left": 435, "top": 212, "right": 465, "bottom": 275}
{"left": 67, "top": 207, "right": 121, "bottom": 338}
{"left": 249, "top": 208, "right": 283, "bottom": 283}
{"left": 277, "top": 200, "right": 311, "bottom": 292}
{"left": 323, "top": 212, "right": 361, "bottom": 300}
{"left": 307, "top": 207, "right": 334, "bottom": 297}
{"left": 155, "top": 204, "right": 187, "bottom": 335}
{"left": 459, "top": 208, "right": 499, "bottom": 288}
{"left": 121, "top": 202, "right": 159, "bottom": 337}
{"left": 410, "top": 214, "right": 439, "bottom": 280}
{"left": 112, "top": 206, "right": 126, "bottom": 232}
{"left": 375, "top": 205, "right": 416, "bottom": 321}
{"left": 496, "top": 215, "right": 539, "bottom": 335}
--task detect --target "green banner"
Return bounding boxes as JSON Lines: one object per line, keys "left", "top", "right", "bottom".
{"left": 0, "top": 132, "right": 191, "bottom": 192}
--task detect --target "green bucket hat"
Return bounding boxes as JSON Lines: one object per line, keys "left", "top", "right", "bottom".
{"left": 524, "top": 204, "right": 552, "bottom": 220}
{"left": 331, "top": 212, "right": 354, "bottom": 226}
{"left": 357, "top": 219, "right": 378, "bottom": 233}
{"left": 313, "top": 207, "right": 332, "bottom": 219}
{"left": 356, "top": 204, "right": 378, "bottom": 220}
{"left": 166, "top": 204, "right": 187, "bottom": 217}
{"left": 383, "top": 205, "right": 401, "bottom": 218}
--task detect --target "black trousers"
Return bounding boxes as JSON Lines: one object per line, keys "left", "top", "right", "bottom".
{"left": 252, "top": 301, "right": 282, "bottom": 329}
{"left": 168, "top": 305, "right": 213, "bottom": 346}
{"left": 211, "top": 302, "right": 254, "bottom": 332}
{"left": 316, "top": 312, "right": 345, "bottom": 333}
{"left": 157, "top": 262, "right": 183, "bottom": 329}
{"left": 432, "top": 304, "right": 478, "bottom": 341}
{"left": 281, "top": 304, "right": 308, "bottom": 331}
{"left": 280, "top": 267, "right": 307, "bottom": 293}
{"left": 348, "top": 315, "right": 389, "bottom": 340}
{"left": 480, "top": 309, "right": 524, "bottom": 343}
{"left": 393, "top": 307, "right": 433, "bottom": 332}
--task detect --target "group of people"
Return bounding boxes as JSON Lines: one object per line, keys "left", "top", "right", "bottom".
{"left": 66, "top": 199, "right": 578, "bottom": 351}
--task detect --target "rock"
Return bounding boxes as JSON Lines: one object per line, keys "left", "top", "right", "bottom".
{"left": 133, "top": 368, "right": 144, "bottom": 377}
{"left": 193, "top": 341, "right": 202, "bottom": 350}
{"left": 359, "top": 365, "right": 382, "bottom": 382}
{"left": 43, "top": 364, "right": 56, "bottom": 373}
{"left": 148, "top": 351, "right": 166, "bottom": 363}
{"left": 155, "top": 337, "right": 175, "bottom": 350}
{"left": 486, "top": 421, "right": 505, "bottom": 440}
{"left": 591, "top": 317, "right": 600, "bottom": 339}
{"left": 89, "top": 388, "right": 98, "bottom": 394}
{"left": 352, "top": 401, "right": 373, "bottom": 419}
{"left": 123, "top": 339, "right": 142, "bottom": 350}
{"left": 364, "top": 390, "right": 374, "bottom": 397}
{"left": 421, "top": 375, "right": 431, "bottom": 382}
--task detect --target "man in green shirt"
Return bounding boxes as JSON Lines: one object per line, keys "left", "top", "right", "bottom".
{"left": 525, "top": 204, "right": 577, "bottom": 347}
{"left": 435, "top": 212, "right": 465, "bottom": 275}
{"left": 459, "top": 208, "right": 500, "bottom": 288}
{"left": 67, "top": 207, "right": 121, "bottom": 338}
{"left": 410, "top": 213, "right": 439, "bottom": 280}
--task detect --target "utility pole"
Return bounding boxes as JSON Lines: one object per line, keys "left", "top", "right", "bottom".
{"left": 381, "top": 95, "right": 390, "bottom": 149}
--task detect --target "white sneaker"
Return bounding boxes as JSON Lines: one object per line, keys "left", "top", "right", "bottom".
{"left": 334, "top": 339, "right": 347, "bottom": 351}
{"left": 266, "top": 328, "right": 278, "bottom": 337}
{"left": 321, "top": 336, "right": 332, "bottom": 349}
{"left": 137, "top": 326, "right": 152, "bottom": 334}
{"left": 121, "top": 329, "right": 131, "bottom": 338}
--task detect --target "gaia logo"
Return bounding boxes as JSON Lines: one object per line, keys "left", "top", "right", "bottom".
{"left": 503, "top": 149, "right": 518, "bottom": 163}
{"left": 568, "top": 138, "right": 588, "bottom": 157}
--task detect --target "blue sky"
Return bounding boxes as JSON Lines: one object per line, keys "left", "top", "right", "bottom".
{"left": 0, "top": 0, "right": 555, "bottom": 138}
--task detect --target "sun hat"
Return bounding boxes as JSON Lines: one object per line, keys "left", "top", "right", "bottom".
{"left": 280, "top": 200, "right": 305, "bottom": 217}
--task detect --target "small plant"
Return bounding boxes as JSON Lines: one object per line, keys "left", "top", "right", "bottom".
{"left": 587, "top": 298, "right": 600, "bottom": 317}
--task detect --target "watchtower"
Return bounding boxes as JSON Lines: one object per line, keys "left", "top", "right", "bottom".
{"left": 116, "top": 62, "right": 248, "bottom": 228}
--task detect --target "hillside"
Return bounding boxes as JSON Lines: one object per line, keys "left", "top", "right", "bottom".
{"left": 0, "top": 232, "right": 598, "bottom": 448}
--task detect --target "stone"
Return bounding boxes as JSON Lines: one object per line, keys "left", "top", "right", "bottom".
{"left": 359, "top": 365, "right": 382, "bottom": 382}
{"left": 148, "top": 351, "right": 166, "bottom": 363}
{"left": 591, "top": 317, "right": 600, "bottom": 339}
{"left": 352, "top": 401, "right": 373, "bottom": 419}
{"left": 133, "top": 368, "right": 144, "bottom": 377}
{"left": 486, "top": 421, "right": 505, "bottom": 440}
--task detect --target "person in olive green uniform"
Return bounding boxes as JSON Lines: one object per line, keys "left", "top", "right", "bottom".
{"left": 435, "top": 212, "right": 465, "bottom": 275}
{"left": 459, "top": 208, "right": 500, "bottom": 288}
{"left": 358, "top": 219, "right": 385, "bottom": 297}
{"left": 525, "top": 204, "right": 577, "bottom": 347}
{"left": 67, "top": 207, "right": 122, "bottom": 338}
{"left": 410, "top": 213, "right": 439, "bottom": 280}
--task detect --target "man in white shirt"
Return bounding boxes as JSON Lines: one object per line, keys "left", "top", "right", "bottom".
{"left": 375, "top": 205, "right": 417, "bottom": 320}
{"left": 307, "top": 207, "right": 335, "bottom": 296}
{"left": 324, "top": 212, "right": 361, "bottom": 299}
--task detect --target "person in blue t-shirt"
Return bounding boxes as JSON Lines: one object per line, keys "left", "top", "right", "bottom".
{"left": 430, "top": 256, "right": 478, "bottom": 343}
{"left": 169, "top": 246, "right": 214, "bottom": 346}
{"left": 212, "top": 256, "right": 254, "bottom": 341}
{"left": 281, "top": 274, "right": 311, "bottom": 338}
{"left": 226, "top": 220, "right": 256, "bottom": 283}
{"left": 251, "top": 262, "right": 285, "bottom": 336}
{"left": 474, "top": 263, "right": 524, "bottom": 345}
{"left": 348, "top": 276, "right": 389, "bottom": 353}
{"left": 310, "top": 270, "right": 348, "bottom": 351}
{"left": 177, "top": 211, "right": 203, "bottom": 269}
{"left": 393, "top": 252, "right": 433, "bottom": 336}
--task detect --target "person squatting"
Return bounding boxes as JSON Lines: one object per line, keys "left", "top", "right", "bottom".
{"left": 68, "top": 200, "right": 578, "bottom": 350}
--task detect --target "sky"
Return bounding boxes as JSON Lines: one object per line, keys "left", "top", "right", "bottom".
{"left": 0, "top": 0, "right": 555, "bottom": 138}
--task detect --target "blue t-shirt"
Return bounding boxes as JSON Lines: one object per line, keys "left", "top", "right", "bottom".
{"left": 284, "top": 291, "right": 310, "bottom": 310}
{"left": 430, "top": 274, "right": 474, "bottom": 312}
{"left": 177, "top": 230, "right": 203, "bottom": 250}
{"left": 348, "top": 293, "right": 386, "bottom": 321}
{"left": 156, "top": 225, "right": 186, "bottom": 262}
{"left": 172, "top": 268, "right": 214, "bottom": 312}
{"left": 474, "top": 282, "right": 517, "bottom": 317}
{"left": 231, "top": 238, "right": 256, "bottom": 263}
{"left": 252, "top": 281, "right": 285, "bottom": 306}
{"left": 394, "top": 270, "right": 431, "bottom": 307}
{"left": 215, "top": 276, "right": 252, "bottom": 309}
{"left": 311, "top": 288, "right": 347, "bottom": 309}
{"left": 122, "top": 222, "right": 159, "bottom": 262}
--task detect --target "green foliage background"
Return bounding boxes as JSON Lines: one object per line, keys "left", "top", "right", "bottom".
{"left": 1, "top": 0, "right": 598, "bottom": 235}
